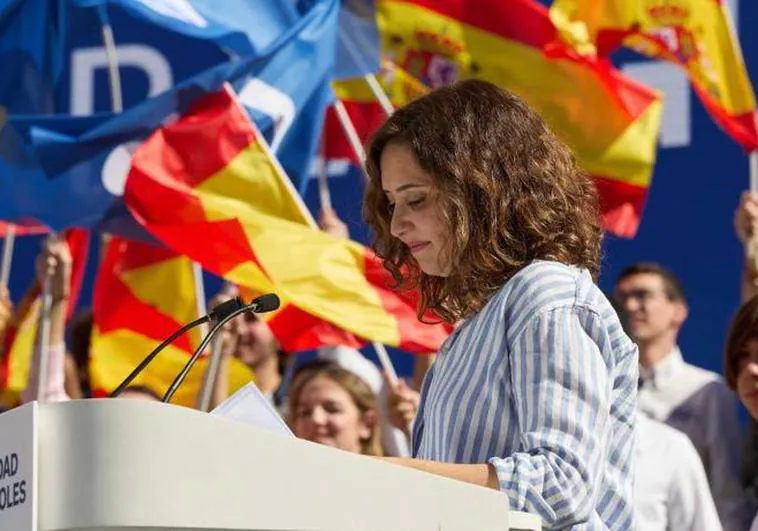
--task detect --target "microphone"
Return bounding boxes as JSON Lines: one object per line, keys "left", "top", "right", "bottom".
{"left": 110, "top": 294, "right": 273, "bottom": 398}
{"left": 246, "top": 293, "right": 280, "bottom": 313}
{"left": 161, "top": 293, "right": 280, "bottom": 403}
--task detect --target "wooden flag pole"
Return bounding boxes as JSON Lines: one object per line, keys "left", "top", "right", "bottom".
{"left": 0, "top": 224, "right": 16, "bottom": 288}
{"left": 35, "top": 234, "right": 56, "bottom": 402}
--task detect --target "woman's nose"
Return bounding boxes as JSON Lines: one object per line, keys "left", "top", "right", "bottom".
{"left": 390, "top": 204, "right": 412, "bottom": 239}
{"left": 311, "top": 406, "right": 328, "bottom": 425}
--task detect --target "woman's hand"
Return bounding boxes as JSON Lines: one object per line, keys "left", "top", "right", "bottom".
{"left": 0, "top": 285, "right": 12, "bottom": 343}
{"left": 386, "top": 375, "right": 421, "bottom": 435}
{"left": 209, "top": 284, "right": 240, "bottom": 358}
{"left": 36, "top": 236, "right": 72, "bottom": 304}
{"left": 735, "top": 191, "right": 758, "bottom": 245}
{"left": 318, "top": 208, "right": 350, "bottom": 240}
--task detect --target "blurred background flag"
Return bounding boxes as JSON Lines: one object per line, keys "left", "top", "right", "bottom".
{"left": 374, "top": 0, "right": 663, "bottom": 238}
{"left": 549, "top": 0, "right": 758, "bottom": 151}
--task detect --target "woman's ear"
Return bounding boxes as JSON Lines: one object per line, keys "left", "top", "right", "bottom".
{"left": 359, "top": 409, "right": 379, "bottom": 440}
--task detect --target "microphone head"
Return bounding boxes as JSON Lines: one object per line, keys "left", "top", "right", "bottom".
{"left": 250, "top": 293, "right": 280, "bottom": 313}
{"left": 209, "top": 296, "right": 245, "bottom": 322}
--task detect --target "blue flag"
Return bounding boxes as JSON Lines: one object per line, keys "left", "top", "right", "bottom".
{"left": 0, "top": 0, "right": 64, "bottom": 114}
{"left": 335, "top": 0, "right": 380, "bottom": 79}
{"left": 0, "top": 0, "right": 339, "bottom": 233}
{"left": 0, "top": 0, "right": 300, "bottom": 115}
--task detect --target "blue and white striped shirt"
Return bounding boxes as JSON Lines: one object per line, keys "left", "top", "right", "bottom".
{"left": 412, "top": 261, "right": 638, "bottom": 530}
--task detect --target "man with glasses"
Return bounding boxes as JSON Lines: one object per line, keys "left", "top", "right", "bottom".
{"left": 615, "top": 263, "right": 752, "bottom": 531}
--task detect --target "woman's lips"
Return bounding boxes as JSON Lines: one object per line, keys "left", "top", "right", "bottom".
{"left": 408, "top": 241, "right": 430, "bottom": 253}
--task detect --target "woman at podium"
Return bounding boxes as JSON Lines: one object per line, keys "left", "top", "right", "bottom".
{"left": 363, "top": 79, "right": 638, "bottom": 530}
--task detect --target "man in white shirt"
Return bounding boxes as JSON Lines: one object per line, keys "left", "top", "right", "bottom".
{"left": 615, "top": 262, "right": 753, "bottom": 531}
{"left": 636, "top": 413, "right": 723, "bottom": 531}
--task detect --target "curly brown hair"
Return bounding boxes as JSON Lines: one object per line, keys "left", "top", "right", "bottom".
{"left": 364, "top": 79, "right": 602, "bottom": 323}
{"left": 724, "top": 296, "right": 758, "bottom": 391}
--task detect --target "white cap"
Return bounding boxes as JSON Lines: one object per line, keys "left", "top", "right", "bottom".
{"left": 316, "top": 346, "right": 383, "bottom": 394}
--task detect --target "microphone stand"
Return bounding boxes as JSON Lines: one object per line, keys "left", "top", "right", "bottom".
{"left": 163, "top": 293, "right": 280, "bottom": 404}
{"left": 111, "top": 296, "right": 247, "bottom": 397}
{"left": 162, "top": 305, "right": 249, "bottom": 404}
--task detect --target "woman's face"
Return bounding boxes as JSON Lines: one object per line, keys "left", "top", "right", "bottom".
{"left": 736, "top": 338, "right": 758, "bottom": 419}
{"left": 291, "top": 375, "right": 373, "bottom": 454}
{"left": 380, "top": 143, "right": 451, "bottom": 277}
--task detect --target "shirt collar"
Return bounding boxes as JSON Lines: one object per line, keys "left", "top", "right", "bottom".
{"left": 639, "top": 347, "right": 684, "bottom": 388}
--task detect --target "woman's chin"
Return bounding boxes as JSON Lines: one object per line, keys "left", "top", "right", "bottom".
{"left": 310, "top": 435, "right": 336, "bottom": 447}
{"left": 419, "top": 262, "right": 450, "bottom": 278}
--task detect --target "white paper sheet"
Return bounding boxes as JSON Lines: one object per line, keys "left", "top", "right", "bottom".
{"left": 210, "top": 382, "right": 293, "bottom": 437}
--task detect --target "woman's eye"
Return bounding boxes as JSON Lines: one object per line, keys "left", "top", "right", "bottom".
{"left": 387, "top": 203, "right": 396, "bottom": 214}
{"left": 408, "top": 197, "right": 425, "bottom": 208}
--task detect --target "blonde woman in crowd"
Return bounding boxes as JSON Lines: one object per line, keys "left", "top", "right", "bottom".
{"left": 287, "top": 359, "right": 382, "bottom": 456}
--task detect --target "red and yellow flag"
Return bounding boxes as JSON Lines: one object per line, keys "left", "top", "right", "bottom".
{"left": 0, "top": 229, "right": 89, "bottom": 405}
{"left": 124, "top": 87, "right": 451, "bottom": 354}
{"left": 89, "top": 236, "right": 255, "bottom": 406}
{"left": 334, "top": 0, "right": 663, "bottom": 237}
{"left": 550, "top": 0, "right": 757, "bottom": 151}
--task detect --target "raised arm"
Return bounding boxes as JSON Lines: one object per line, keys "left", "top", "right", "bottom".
{"left": 21, "top": 237, "right": 72, "bottom": 404}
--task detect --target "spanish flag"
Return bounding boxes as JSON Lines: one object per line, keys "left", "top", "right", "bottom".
{"left": 550, "top": 0, "right": 757, "bottom": 151}
{"left": 124, "top": 87, "right": 451, "bottom": 354}
{"left": 0, "top": 229, "right": 89, "bottom": 406}
{"left": 89, "top": 236, "right": 256, "bottom": 406}
{"left": 346, "top": 0, "right": 662, "bottom": 237}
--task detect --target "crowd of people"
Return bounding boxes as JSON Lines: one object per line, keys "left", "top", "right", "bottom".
{"left": 1, "top": 80, "right": 758, "bottom": 529}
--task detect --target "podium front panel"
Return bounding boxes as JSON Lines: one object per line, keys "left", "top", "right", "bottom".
{"left": 30, "top": 400, "right": 540, "bottom": 531}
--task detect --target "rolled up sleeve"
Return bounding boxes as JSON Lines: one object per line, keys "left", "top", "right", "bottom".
{"left": 489, "top": 306, "right": 612, "bottom": 528}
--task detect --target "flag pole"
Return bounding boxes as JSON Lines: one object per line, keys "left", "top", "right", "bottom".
{"left": 332, "top": 99, "right": 368, "bottom": 173}
{"left": 97, "top": 3, "right": 122, "bottom": 270}
{"left": 1, "top": 224, "right": 16, "bottom": 288}
{"left": 226, "top": 85, "right": 400, "bottom": 386}
{"left": 192, "top": 262, "right": 209, "bottom": 340}
{"left": 318, "top": 115, "right": 333, "bottom": 212}
{"left": 35, "top": 234, "right": 56, "bottom": 402}
{"left": 98, "top": 5, "right": 123, "bottom": 114}
{"left": 197, "top": 337, "right": 223, "bottom": 412}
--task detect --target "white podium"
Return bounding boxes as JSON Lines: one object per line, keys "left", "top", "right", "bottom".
{"left": 0, "top": 400, "right": 541, "bottom": 531}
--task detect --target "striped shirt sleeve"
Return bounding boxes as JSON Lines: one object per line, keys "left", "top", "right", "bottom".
{"left": 489, "top": 304, "right": 612, "bottom": 528}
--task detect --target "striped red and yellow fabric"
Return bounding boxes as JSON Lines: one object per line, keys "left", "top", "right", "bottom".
{"left": 334, "top": 0, "right": 663, "bottom": 237}
{"left": 550, "top": 0, "right": 757, "bottom": 151}
{"left": 89, "top": 236, "right": 255, "bottom": 406}
{"left": 124, "top": 87, "right": 451, "bottom": 354}
{"left": 0, "top": 229, "right": 89, "bottom": 406}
